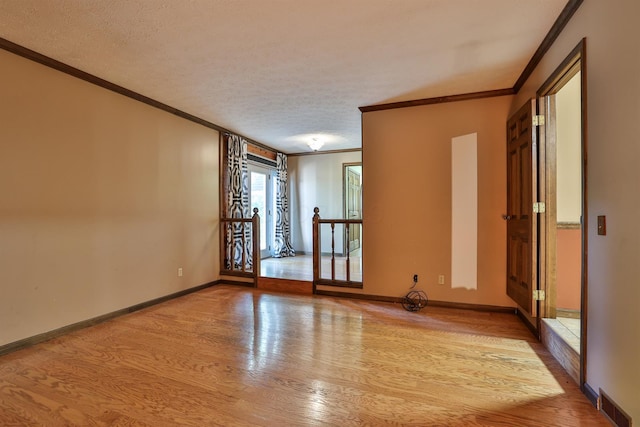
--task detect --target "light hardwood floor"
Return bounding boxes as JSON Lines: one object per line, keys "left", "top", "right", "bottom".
{"left": 0, "top": 285, "right": 607, "bottom": 426}
{"left": 261, "top": 254, "right": 362, "bottom": 282}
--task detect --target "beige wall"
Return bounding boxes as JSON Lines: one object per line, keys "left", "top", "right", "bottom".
{"left": 556, "top": 71, "right": 582, "bottom": 223}
{"left": 556, "top": 228, "right": 581, "bottom": 311}
{"left": 358, "top": 96, "right": 514, "bottom": 307}
{"left": 289, "top": 151, "right": 362, "bottom": 253}
{"left": 512, "top": 0, "right": 640, "bottom": 419}
{"left": 0, "top": 50, "right": 220, "bottom": 346}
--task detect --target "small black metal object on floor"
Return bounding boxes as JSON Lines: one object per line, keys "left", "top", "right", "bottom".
{"left": 402, "top": 290, "right": 428, "bottom": 312}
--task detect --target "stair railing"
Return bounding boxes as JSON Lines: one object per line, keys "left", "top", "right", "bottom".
{"left": 220, "top": 208, "right": 260, "bottom": 282}
{"left": 312, "top": 207, "right": 363, "bottom": 293}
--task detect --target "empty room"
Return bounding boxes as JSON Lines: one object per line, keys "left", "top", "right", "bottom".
{"left": 1, "top": 1, "right": 637, "bottom": 425}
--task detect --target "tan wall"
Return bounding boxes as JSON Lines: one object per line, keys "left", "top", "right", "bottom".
{"left": 556, "top": 228, "right": 581, "bottom": 311}
{"left": 356, "top": 96, "right": 514, "bottom": 307}
{"left": 0, "top": 50, "right": 220, "bottom": 346}
{"left": 511, "top": 0, "right": 640, "bottom": 419}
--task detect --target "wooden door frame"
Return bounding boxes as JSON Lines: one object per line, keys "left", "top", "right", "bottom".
{"left": 536, "top": 38, "right": 588, "bottom": 389}
{"left": 343, "top": 162, "right": 362, "bottom": 254}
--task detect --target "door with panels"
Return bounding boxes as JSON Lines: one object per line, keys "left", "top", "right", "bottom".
{"left": 506, "top": 99, "right": 538, "bottom": 318}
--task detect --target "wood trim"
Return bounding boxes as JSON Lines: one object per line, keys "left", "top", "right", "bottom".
{"left": 314, "top": 279, "right": 363, "bottom": 289}
{"left": 1, "top": 1, "right": 584, "bottom": 136}
{"left": 0, "top": 36, "right": 280, "bottom": 154}
{"left": 256, "top": 277, "right": 313, "bottom": 295}
{"left": 218, "top": 270, "right": 256, "bottom": 279}
{"left": 358, "top": 88, "right": 514, "bottom": 113}
{"left": 0, "top": 280, "right": 220, "bottom": 357}
{"left": 343, "top": 161, "right": 362, "bottom": 255}
{"left": 540, "top": 319, "right": 580, "bottom": 384}
{"left": 357, "top": 0, "right": 584, "bottom": 113}
{"left": 583, "top": 383, "right": 599, "bottom": 408}
{"left": 427, "top": 300, "right": 516, "bottom": 314}
{"left": 536, "top": 38, "right": 588, "bottom": 390}
{"left": 513, "top": 0, "right": 584, "bottom": 92}
{"left": 315, "top": 290, "right": 403, "bottom": 303}
{"left": 537, "top": 40, "right": 584, "bottom": 97}
{"left": 315, "top": 290, "right": 517, "bottom": 314}
{"left": 556, "top": 308, "right": 581, "bottom": 319}
{"left": 516, "top": 307, "right": 539, "bottom": 338}
{"left": 537, "top": 93, "right": 558, "bottom": 320}
{"left": 247, "top": 143, "right": 277, "bottom": 161}
{"left": 312, "top": 208, "right": 320, "bottom": 294}
{"left": 557, "top": 221, "right": 581, "bottom": 230}
{"left": 288, "top": 148, "right": 363, "bottom": 157}
{"left": 217, "top": 278, "right": 255, "bottom": 287}
{"left": 579, "top": 39, "right": 589, "bottom": 391}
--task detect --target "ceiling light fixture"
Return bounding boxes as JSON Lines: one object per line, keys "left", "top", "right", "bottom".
{"left": 286, "top": 133, "right": 344, "bottom": 152}
{"left": 308, "top": 138, "right": 324, "bottom": 151}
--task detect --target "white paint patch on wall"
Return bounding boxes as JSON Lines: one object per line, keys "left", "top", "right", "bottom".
{"left": 451, "top": 133, "right": 478, "bottom": 290}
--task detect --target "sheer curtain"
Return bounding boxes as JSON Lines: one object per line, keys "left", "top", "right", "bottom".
{"left": 273, "top": 152, "right": 295, "bottom": 258}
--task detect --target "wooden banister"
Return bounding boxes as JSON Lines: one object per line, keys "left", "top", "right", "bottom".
{"left": 220, "top": 208, "right": 260, "bottom": 284}
{"left": 312, "top": 207, "right": 363, "bottom": 291}
{"left": 251, "top": 208, "right": 260, "bottom": 279}
{"left": 312, "top": 207, "right": 320, "bottom": 294}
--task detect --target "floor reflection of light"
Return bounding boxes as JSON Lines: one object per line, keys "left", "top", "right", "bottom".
{"left": 246, "top": 295, "right": 282, "bottom": 373}
{"left": 305, "top": 379, "right": 330, "bottom": 421}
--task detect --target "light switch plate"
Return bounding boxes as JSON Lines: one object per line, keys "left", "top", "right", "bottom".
{"left": 597, "top": 216, "right": 606, "bottom": 236}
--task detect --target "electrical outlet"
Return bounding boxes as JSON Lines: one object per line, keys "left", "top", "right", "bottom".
{"left": 178, "top": 267, "right": 183, "bottom": 277}
{"left": 438, "top": 274, "right": 445, "bottom": 285}
{"left": 413, "top": 274, "right": 418, "bottom": 282}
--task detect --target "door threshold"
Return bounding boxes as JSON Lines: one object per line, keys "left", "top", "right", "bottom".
{"left": 541, "top": 318, "right": 580, "bottom": 384}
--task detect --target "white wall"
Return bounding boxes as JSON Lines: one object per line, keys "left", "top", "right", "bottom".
{"left": 0, "top": 49, "right": 220, "bottom": 347}
{"left": 512, "top": 0, "right": 640, "bottom": 419}
{"left": 289, "top": 151, "right": 362, "bottom": 254}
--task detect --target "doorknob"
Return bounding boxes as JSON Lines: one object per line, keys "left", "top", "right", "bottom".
{"left": 502, "top": 214, "right": 512, "bottom": 220}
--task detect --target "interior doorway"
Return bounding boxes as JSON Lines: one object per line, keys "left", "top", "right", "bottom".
{"left": 249, "top": 164, "right": 276, "bottom": 259}
{"left": 343, "top": 163, "right": 362, "bottom": 255}
{"left": 505, "top": 40, "right": 586, "bottom": 387}
{"left": 537, "top": 40, "right": 587, "bottom": 387}
{"left": 542, "top": 70, "right": 582, "bottom": 332}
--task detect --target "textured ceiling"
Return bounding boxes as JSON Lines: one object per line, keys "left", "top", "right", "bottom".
{"left": 0, "top": 0, "right": 567, "bottom": 153}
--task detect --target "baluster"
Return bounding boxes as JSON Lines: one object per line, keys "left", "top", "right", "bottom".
{"left": 346, "top": 223, "right": 351, "bottom": 282}
{"left": 222, "top": 222, "right": 228, "bottom": 270}
{"left": 331, "top": 222, "right": 335, "bottom": 281}
{"left": 252, "top": 208, "right": 260, "bottom": 280}
{"left": 230, "top": 221, "right": 236, "bottom": 271}
{"left": 241, "top": 220, "right": 246, "bottom": 272}
{"left": 312, "top": 207, "right": 320, "bottom": 291}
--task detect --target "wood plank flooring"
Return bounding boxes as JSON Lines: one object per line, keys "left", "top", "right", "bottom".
{"left": 261, "top": 254, "right": 362, "bottom": 282}
{"left": 0, "top": 285, "right": 607, "bottom": 426}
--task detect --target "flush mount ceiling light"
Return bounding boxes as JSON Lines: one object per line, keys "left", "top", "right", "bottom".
{"left": 285, "top": 133, "right": 345, "bottom": 152}
{"left": 308, "top": 138, "right": 324, "bottom": 151}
